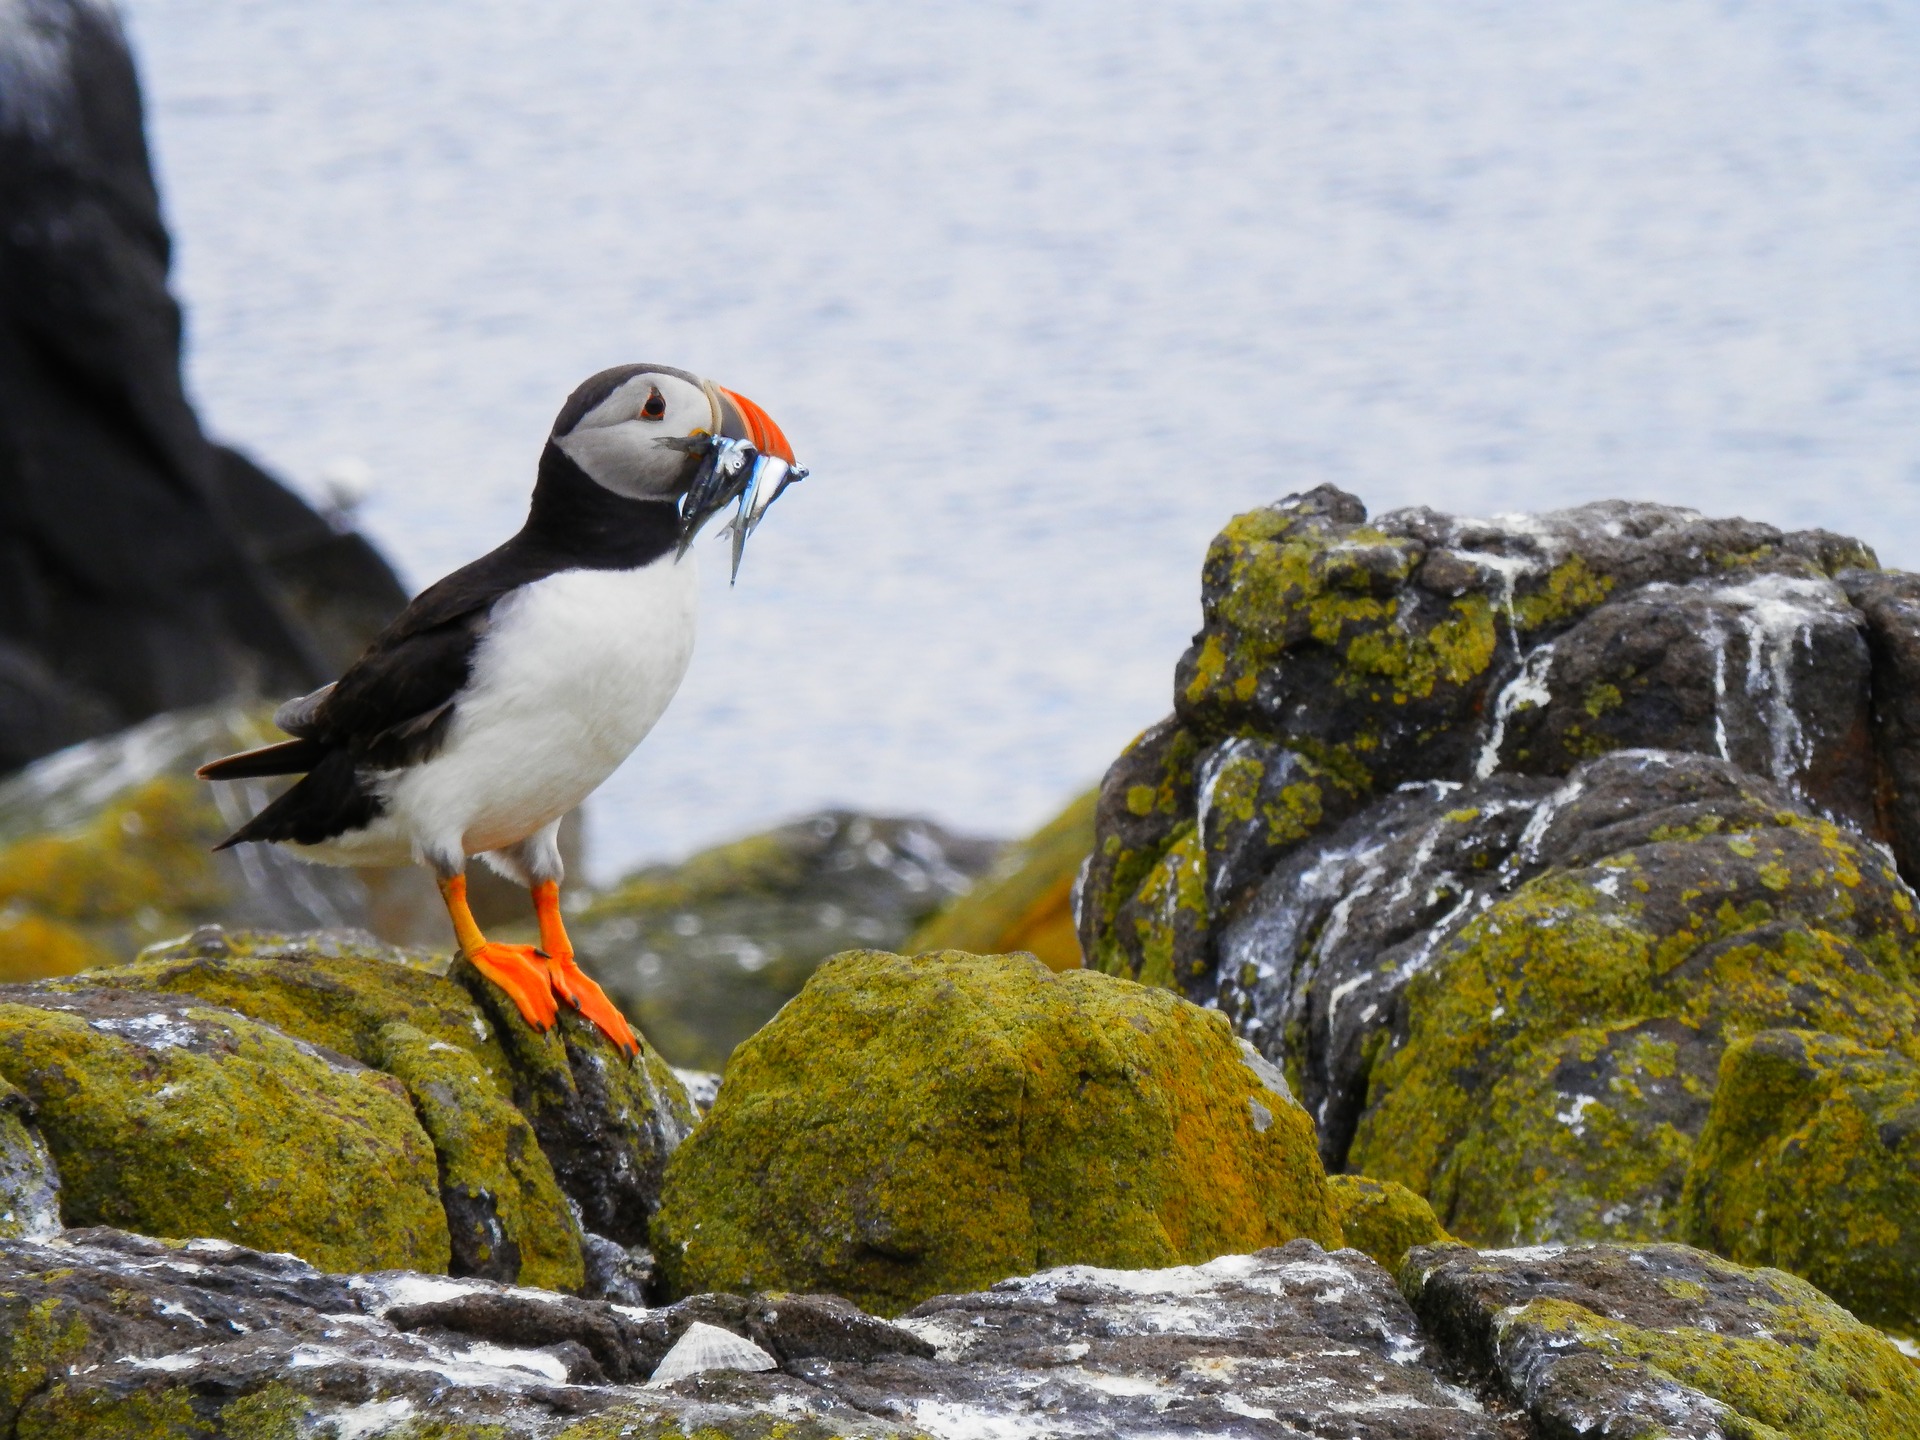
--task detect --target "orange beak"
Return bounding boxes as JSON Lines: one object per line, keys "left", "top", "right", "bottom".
{"left": 718, "top": 386, "right": 795, "bottom": 465}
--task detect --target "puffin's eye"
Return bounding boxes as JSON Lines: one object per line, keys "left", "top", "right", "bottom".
{"left": 639, "top": 386, "right": 667, "bottom": 421}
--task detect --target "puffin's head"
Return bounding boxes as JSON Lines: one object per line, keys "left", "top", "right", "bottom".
{"left": 550, "top": 363, "right": 804, "bottom": 575}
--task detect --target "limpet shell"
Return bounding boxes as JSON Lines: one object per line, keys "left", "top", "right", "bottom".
{"left": 646, "top": 1320, "right": 778, "bottom": 1386}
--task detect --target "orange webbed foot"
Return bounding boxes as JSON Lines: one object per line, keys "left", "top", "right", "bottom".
{"left": 466, "top": 941, "right": 560, "bottom": 1032}
{"left": 540, "top": 950, "right": 640, "bottom": 1058}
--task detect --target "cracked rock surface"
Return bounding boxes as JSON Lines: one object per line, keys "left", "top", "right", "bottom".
{"left": 8, "top": 1227, "right": 1909, "bottom": 1437}
{"left": 0, "top": 1229, "right": 1530, "bottom": 1439}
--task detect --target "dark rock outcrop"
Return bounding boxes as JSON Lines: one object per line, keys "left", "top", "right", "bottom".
{"left": 1077, "top": 488, "right": 1920, "bottom": 1325}
{"left": 0, "top": 0, "right": 405, "bottom": 772}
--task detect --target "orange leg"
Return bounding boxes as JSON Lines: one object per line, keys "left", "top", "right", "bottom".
{"left": 533, "top": 879, "right": 640, "bottom": 1058}
{"left": 439, "top": 874, "right": 558, "bottom": 1031}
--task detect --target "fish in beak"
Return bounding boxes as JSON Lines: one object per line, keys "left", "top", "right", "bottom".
{"left": 670, "top": 384, "right": 807, "bottom": 580}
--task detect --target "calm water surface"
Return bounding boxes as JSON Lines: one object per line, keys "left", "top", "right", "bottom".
{"left": 118, "top": 0, "right": 1920, "bottom": 877}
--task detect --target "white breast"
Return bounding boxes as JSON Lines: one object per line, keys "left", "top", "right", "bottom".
{"left": 384, "top": 555, "right": 699, "bottom": 860}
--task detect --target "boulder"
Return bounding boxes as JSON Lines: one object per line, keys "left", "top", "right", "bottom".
{"left": 1683, "top": 1028, "right": 1920, "bottom": 1334}
{"left": 907, "top": 786, "right": 1097, "bottom": 969}
{"left": 0, "top": 985, "right": 450, "bottom": 1274}
{"left": 573, "top": 811, "right": 998, "bottom": 1069}
{"left": 1402, "top": 1241, "right": 1920, "bottom": 1439}
{"left": 0, "top": 926, "right": 694, "bottom": 1289}
{"left": 652, "top": 950, "right": 1341, "bottom": 1315}
{"left": 1077, "top": 487, "right": 1920, "bottom": 1304}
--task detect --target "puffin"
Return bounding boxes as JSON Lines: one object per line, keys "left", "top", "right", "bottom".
{"left": 197, "top": 365, "right": 803, "bottom": 1055}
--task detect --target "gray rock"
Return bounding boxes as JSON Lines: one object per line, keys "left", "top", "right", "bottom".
{"left": 0, "top": 1228, "right": 1526, "bottom": 1438}
{"left": 1399, "top": 1241, "right": 1920, "bottom": 1438}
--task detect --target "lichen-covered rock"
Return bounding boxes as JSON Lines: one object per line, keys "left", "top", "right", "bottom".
{"left": 30, "top": 927, "right": 695, "bottom": 1288}
{"left": 0, "top": 985, "right": 450, "bottom": 1273}
{"left": 1083, "top": 487, "right": 1896, "bottom": 1001}
{"left": 907, "top": 787, "right": 1095, "bottom": 970}
{"left": 1683, "top": 1029, "right": 1920, "bottom": 1335}
{"left": 575, "top": 811, "right": 998, "bottom": 1069}
{"left": 1401, "top": 1241, "right": 1920, "bottom": 1440}
{"left": 76, "top": 927, "right": 586, "bottom": 1287}
{"left": 1349, "top": 765, "right": 1920, "bottom": 1245}
{"left": 652, "top": 950, "right": 1341, "bottom": 1315}
{"left": 462, "top": 952, "right": 697, "bottom": 1250}
{"left": 1327, "top": 1174, "right": 1451, "bottom": 1271}
{"left": 373, "top": 1020, "right": 584, "bottom": 1291}
{"left": 1077, "top": 488, "right": 1920, "bottom": 1308}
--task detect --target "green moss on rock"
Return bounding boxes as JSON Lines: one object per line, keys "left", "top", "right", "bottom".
{"left": 374, "top": 1021, "right": 584, "bottom": 1290}
{"left": 652, "top": 950, "right": 1340, "bottom": 1316}
{"left": 1402, "top": 1240, "right": 1920, "bottom": 1440}
{"left": 1351, "top": 813, "right": 1920, "bottom": 1247}
{"left": 1683, "top": 1028, "right": 1920, "bottom": 1334}
{"left": 1079, "top": 720, "right": 1202, "bottom": 980}
{"left": 1326, "top": 1174, "right": 1451, "bottom": 1269}
{"left": 93, "top": 927, "right": 689, "bottom": 1266}
{"left": 0, "top": 993, "right": 450, "bottom": 1273}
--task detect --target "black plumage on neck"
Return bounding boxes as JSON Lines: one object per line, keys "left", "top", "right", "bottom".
{"left": 519, "top": 441, "right": 680, "bottom": 571}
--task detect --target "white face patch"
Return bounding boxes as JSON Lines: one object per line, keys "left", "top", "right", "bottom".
{"left": 554, "top": 371, "right": 715, "bottom": 498}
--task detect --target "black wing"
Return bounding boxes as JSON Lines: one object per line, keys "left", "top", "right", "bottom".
{"left": 201, "top": 542, "right": 531, "bottom": 848}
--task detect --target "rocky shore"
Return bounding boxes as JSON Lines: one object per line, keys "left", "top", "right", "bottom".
{"left": 0, "top": 489, "right": 1916, "bottom": 1438}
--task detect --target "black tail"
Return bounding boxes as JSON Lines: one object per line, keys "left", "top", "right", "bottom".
{"left": 211, "top": 747, "right": 384, "bottom": 850}
{"left": 197, "top": 737, "right": 327, "bottom": 781}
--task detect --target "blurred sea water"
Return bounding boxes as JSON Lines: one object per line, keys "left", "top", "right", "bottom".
{"left": 119, "top": 0, "right": 1920, "bottom": 878}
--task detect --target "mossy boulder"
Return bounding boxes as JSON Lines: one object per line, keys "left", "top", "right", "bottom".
{"left": 7, "top": 926, "right": 695, "bottom": 1288}
{"left": 1683, "top": 1028, "right": 1920, "bottom": 1335}
{"left": 652, "top": 949, "right": 1340, "bottom": 1316}
{"left": 1350, "top": 786, "right": 1920, "bottom": 1247}
{"left": 0, "top": 985, "right": 450, "bottom": 1272}
{"left": 1402, "top": 1240, "right": 1920, "bottom": 1439}
{"left": 907, "top": 786, "right": 1095, "bottom": 970}
{"left": 1079, "top": 486, "right": 1920, "bottom": 1311}
{"left": 575, "top": 812, "right": 997, "bottom": 1070}
{"left": 1326, "top": 1174, "right": 1450, "bottom": 1270}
